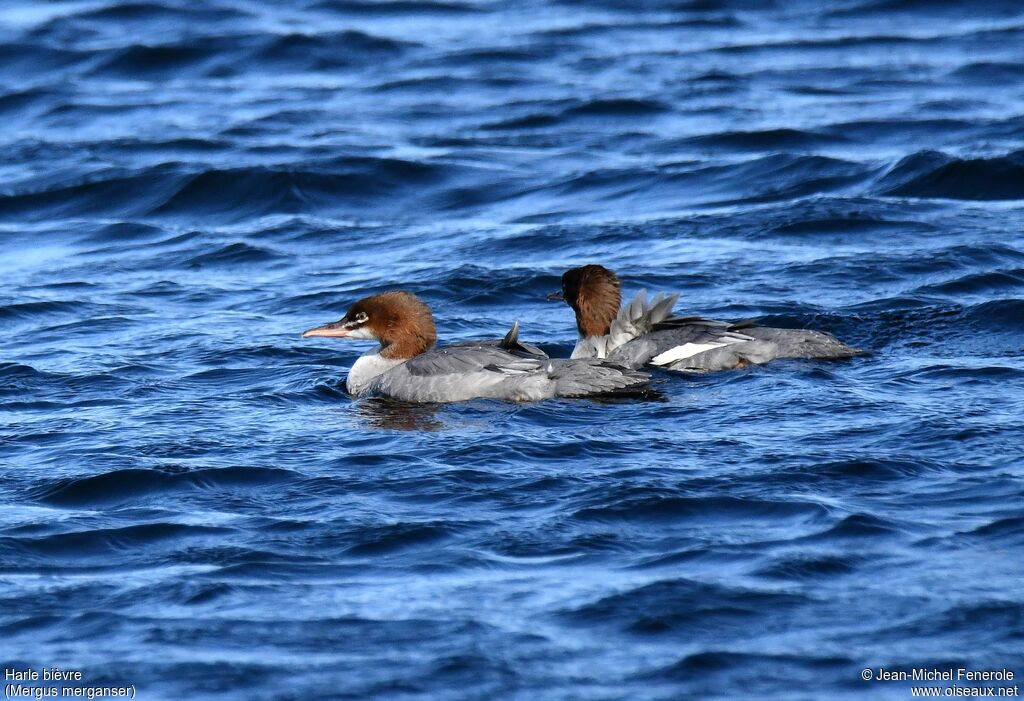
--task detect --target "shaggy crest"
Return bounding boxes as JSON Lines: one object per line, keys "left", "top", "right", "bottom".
{"left": 560, "top": 264, "right": 623, "bottom": 338}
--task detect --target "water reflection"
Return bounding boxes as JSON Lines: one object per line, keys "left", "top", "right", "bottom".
{"left": 353, "top": 396, "right": 446, "bottom": 432}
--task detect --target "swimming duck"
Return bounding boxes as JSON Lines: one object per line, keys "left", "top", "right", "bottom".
{"left": 303, "top": 290, "right": 652, "bottom": 402}
{"left": 550, "top": 265, "right": 862, "bottom": 372}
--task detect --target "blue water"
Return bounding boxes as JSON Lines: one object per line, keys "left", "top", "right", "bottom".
{"left": 1, "top": 1, "right": 1023, "bottom": 699}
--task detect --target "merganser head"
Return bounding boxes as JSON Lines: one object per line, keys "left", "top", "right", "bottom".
{"left": 302, "top": 290, "right": 437, "bottom": 359}
{"left": 553, "top": 265, "right": 622, "bottom": 338}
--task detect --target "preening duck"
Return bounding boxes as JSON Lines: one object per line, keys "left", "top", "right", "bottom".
{"left": 303, "top": 290, "right": 651, "bottom": 402}
{"left": 551, "top": 265, "right": 862, "bottom": 372}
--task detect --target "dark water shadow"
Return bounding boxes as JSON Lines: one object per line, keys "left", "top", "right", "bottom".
{"left": 353, "top": 396, "right": 446, "bottom": 432}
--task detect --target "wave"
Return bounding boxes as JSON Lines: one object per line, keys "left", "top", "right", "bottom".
{"left": 153, "top": 159, "right": 449, "bottom": 218}
{"left": 680, "top": 128, "right": 843, "bottom": 151}
{"left": 710, "top": 33, "right": 939, "bottom": 54}
{"left": 34, "top": 466, "right": 298, "bottom": 507}
{"left": 481, "top": 98, "right": 668, "bottom": 131}
{"left": 825, "top": 118, "right": 976, "bottom": 143}
{"left": 830, "top": 0, "right": 1024, "bottom": 17}
{"left": 449, "top": 154, "right": 878, "bottom": 214}
{"left": 950, "top": 62, "right": 1024, "bottom": 83}
{"left": 423, "top": 264, "right": 559, "bottom": 304}
{"left": 252, "top": 30, "right": 415, "bottom": 71}
{"left": 0, "top": 363, "right": 51, "bottom": 399}
{"left": 184, "top": 242, "right": 284, "bottom": 267}
{"left": 0, "top": 164, "right": 181, "bottom": 220}
{"left": 880, "top": 600, "right": 1024, "bottom": 640}
{"left": 564, "top": 98, "right": 670, "bottom": 117}
{"left": 788, "top": 458, "right": 948, "bottom": 482}
{"left": 345, "top": 522, "right": 457, "bottom": 555}
{"left": 0, "top": 158, "right": 463, "bottom": 221}
{"left": 431, "top": 46, "right": 566, "bottom": 66}
{"left": 86, "top": 221, "right": 167, "bottom": 242}
{"left": 878, "top": 149, "right": 1024, "bottom": 200}
{"left": 961, "top": 299, "right": 1024, "bottom": 330}
{"left": 0, "top": 43, "right": 90, "bottom": 78}
{"left": 0, "top": 300, "right": 89, "bottom": 321}
{"left": 0, "top": 522, "right": 232, "bottom": 559}
{"left": 562, "top": 578, "right": 808, "bottom": 634}
{"left": 0, "top": 364, "right": 134, "bottom": 402}
{"left": 572, "top": 495, "right": 829, "bottom": 524}
{"left": 805, "top": 513, "right": 903, "bottom": 540}
{"left": 15, "top": 28, "right": 415, "bottom": 81}
{"left": 700, "top": 154, "right": 876, "bottom": 205}
{"left": 756, "top": 553, "right": 862, "bottom": 580}
{"left": 39, "top": 1, "right": 248, "bottom": 26}
{"left": 0, "top": 87, "right": 57, "bottom": 116}
{"left": 311, "top": 0, "right": 481, "bottom": 15}
{"left": 767, "top": 214, "right": 936, "bottom": 236}
{"left": 918, "top": 269, "right": 1024, "bottom": 296}
{"left": 957, "top": 516, "right": 1024, "bottom": 545}
{"left": 480, "top": 112, "right": 565, "bottom": 131}
{"left": 645, "top": 650, "right": 851, "bottom": 679}
{"left": 87, "top": 42, "right": 230, "bottom": 79}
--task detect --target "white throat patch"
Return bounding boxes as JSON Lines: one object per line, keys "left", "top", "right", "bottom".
{"left": 344, "top": 325, "right": 376, "bottom": 340}
{"left": 347, "top": 349, "right": 405, "bottom": 396}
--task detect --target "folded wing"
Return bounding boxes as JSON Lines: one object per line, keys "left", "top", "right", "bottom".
{"left": 372, "top": 322, "right": 649, "bottom": 402}
{"left": 610, "top": 315, "right": 862, "bottom": 372}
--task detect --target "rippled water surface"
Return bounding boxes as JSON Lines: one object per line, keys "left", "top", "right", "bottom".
{"left": 2, "top": 1, "right": 1023, "bottom": 699}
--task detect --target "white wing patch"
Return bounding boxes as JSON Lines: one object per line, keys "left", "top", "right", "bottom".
{"left": 650, "top": 342, "right": 729, "bottom": 366}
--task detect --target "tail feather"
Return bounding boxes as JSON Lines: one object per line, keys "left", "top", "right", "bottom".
{"left": 501, "top": 320, "right": 520, "bottom": 346}
{"left": 606, "top": 290, "right": 680, "bottom": 354}
{"left": 648, "top": 293, "right": 679, "bottom": 326}
{"left": 499, "top": 320, "right": 548, "bottom": 359}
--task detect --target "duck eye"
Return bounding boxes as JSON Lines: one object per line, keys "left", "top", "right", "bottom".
{"left": 355, "top": 312, "right": 369, "bottom": 323}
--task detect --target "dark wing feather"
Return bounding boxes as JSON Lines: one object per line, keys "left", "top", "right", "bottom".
{"left": 651, "top": 314, "right": 722, "bottom": 331}
{"left": 499, "top": 320, "right": 548, "bottom": 358}
{"left": 727, "top": 319, "right": 758, "bottom": 331}
{"left": 447, "top": 321, "right": 548, "bottom": 360}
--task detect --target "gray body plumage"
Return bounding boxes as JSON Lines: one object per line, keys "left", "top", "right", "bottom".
{"left": 579, "top": 291, "right": 862, "bottom": 372}
{"left": 356, "top": 322, "right": 649, "bottom": 403}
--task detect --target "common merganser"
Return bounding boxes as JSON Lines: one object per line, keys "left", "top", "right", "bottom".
{"left": 302, "top": 290, "right": 651, "bottom": 402}
{"left": 550, "top": 265, "right": 862, "bottom": 372}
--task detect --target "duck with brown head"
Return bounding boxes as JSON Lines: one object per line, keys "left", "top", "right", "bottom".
{"left": 552, "top": 264, "right": 863, "bottom": 372}
{"left": 303, "top": 289, "right": 652, "bottom": 403}
{"left": 552, "top": 265, "right": 678, "bottom": 360}
{"left": 303, "top": 291, "right": 437, "bottom": 396}
{"left": 559, "top": 264, "right": 622, "bottom": 339}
